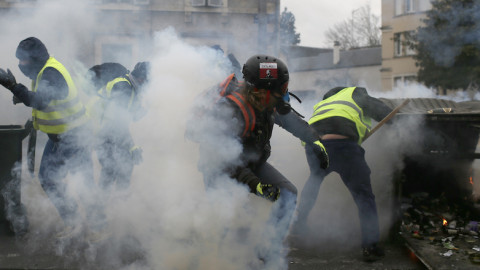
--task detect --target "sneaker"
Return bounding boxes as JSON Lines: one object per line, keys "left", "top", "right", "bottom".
{"left": 55, "top": 225, "right": 77, "bottom": 239}
{"left": 362, "top": 243, "right": 385, "bottom": 262}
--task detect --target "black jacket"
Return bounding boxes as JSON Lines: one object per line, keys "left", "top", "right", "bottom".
{"left": 11, "top": 37, "right": 68, "bottom": 110}
{"left": 213, "top": 89, "right": 319, "bottom": 193}
{"left": 11, "top": 67, "right": 68, "bottom": 110}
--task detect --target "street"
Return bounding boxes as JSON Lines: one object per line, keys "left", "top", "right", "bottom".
{"left": 0, "top": 226, "right": 427, "bottom": 270}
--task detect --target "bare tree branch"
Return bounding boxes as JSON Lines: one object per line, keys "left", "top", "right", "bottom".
{"left": 325, "top": 4, "right": 380, "bottom": 49}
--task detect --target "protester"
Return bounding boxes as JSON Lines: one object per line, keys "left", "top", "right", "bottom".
{"left": 186, "top": 54, "right": 329, "bottom": 264}
{"left": 0, "top": 37, "right": 105, "bottom": 241}
{"left": 89, "top": 62, "right": 150, "bottom": 194}
{"left": 294, "top": 86, "right": 392, "bottom": 262}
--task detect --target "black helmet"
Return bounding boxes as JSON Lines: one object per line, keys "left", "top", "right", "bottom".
{"left": 131, "top": 61, "right": 150, "bottom": 81}
{"left": 242, "top": 55, "right": 289, "bottom": 95}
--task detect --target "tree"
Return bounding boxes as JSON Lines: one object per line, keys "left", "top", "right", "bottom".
{"left": 324, "top": 4, "right": 380, "bottom": 49}
{"left": 413, "top": 0, "right": 480, "bottom": 91}
{"left": 279, "top": 7, "right": 301, "bottom": 47}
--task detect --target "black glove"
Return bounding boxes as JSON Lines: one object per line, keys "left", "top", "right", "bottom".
{"left": 0, "top": 68, "right": 17, "bottom": 90}
{"left": 129, "top": 146, "right": 143, "bottom": 165}
{"left": 256, "top": 182, "right": 280, "bottom": 202}
{"left": 310, "top": 140, "right": 329, "bottom": 169}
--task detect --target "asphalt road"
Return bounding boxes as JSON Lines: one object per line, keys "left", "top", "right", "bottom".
{"left": 287, "top": 234, "right": 427, "bottom": 270}
{"left": 0, "top": 227, "right": 427, "bottom": 270}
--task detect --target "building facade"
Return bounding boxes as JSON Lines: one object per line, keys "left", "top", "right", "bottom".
{"left": 286, "top": 0, "right": 435, "bottom": 96}
{"left": 286, "top": 45, "right": 382, "bottom": 95}
{"left": 381, "top": 0, "right": 432, "bottom": 91}
{"left": 0, "top": 0, "right": 280, "bottom": 68}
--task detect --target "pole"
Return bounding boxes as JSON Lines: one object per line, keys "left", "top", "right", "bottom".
{"left": 362, "top": 98, "right": 410, "bottom": 143}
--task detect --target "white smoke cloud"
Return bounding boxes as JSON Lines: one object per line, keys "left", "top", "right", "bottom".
{"left": 2, "top": 1, "right": 477, "bottom": 268}
{"left": 270, "top": 81, "right": 454, "bottom": 250}
{"left": 0, "top": 2, "right": 296, "bottom": 269}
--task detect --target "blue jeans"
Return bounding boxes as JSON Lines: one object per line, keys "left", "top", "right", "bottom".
{"left": 297, "top": 139, "right": 380, "bottom": 247}
{"left": 38, "top": 130, "right": 101, "bottom": 228}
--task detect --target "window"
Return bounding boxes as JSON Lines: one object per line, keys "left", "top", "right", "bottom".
{"left": 394, "top": 31, "right": 416, "bottom": 57}
{"left": 191, "top": 0, "right": 206, "bottom": 6}
{"left": 394, "top": 75, "right": 417, "bottom": 87}
{"left": 191, "top": 0, "right": 223, "bottom": 7}
{"left": 208, "top": 0, "right": 223, "bottom": 7}
{"left": 395, "top": 0, "right": 420, "bottom": 15}
{"left": 405, "top": 31, "right": 416, "bottom": 56}
{"left": 404, "top": 75, "right": 417, "bottom": 84}
{"left": 102, "top": 44, "right": 132, "bottom": 65}
{"left": 405, "top": 0, "right": 414, "bottom": 13}
{"left": 394, "top": 33, "right": 403, "bottom": 57}
{"left": 394, "top": 77, "right": 403, "bottom": 88}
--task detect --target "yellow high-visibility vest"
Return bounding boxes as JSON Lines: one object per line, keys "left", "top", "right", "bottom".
{"left": 85, "top": 74, "right": 137, "bottom": 134}
{"left": 32, "top": 57, "right": 88, "bottom": 134}
{"left": 308, "top": 87, "right": 372, "bottom": 144}
{"left": 101, "top": 75, "right": 135, "bottom": 109}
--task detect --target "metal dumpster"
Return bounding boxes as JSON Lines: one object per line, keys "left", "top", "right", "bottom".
{"left": 0, "top": 123, "right": 32, "bottom": 235}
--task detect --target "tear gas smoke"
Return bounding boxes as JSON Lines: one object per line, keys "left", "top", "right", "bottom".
{"left": 0, "top": 2, "right": 295, "bottom": 269}
{"left": 1, "top": 1, "right": 479, "bottom": 268}
{"left": 271, "top": 81, "right": 478, "bottom": 251}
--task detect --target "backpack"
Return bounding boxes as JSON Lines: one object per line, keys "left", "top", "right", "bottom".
{"left": 185, "top": 73, "right": 256, "bottom": 142}
{"left": 87, "top": 62, "right": 128, "bottom": 95}
{"left": 219, "top": 74, "right": 256, "bottom": 137}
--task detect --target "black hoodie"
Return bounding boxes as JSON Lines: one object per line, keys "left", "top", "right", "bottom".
{"left": 10, "top": 37, "right": 68, "bottom": 110}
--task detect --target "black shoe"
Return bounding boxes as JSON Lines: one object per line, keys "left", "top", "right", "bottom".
{"left": 362, "top": 244, "right": 385, "bottom": 262}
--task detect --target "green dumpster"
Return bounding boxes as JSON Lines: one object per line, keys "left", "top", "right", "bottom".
{"left": 0, "top": 123, "right": 32, "bottom": 235}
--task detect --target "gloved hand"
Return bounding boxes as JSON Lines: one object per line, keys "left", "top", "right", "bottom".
{"left": 129, "top": 145, "right": 143, "bottom": 165}
{"left": 310, "top": 140, "right": 329, "bottom": 169}
{"left": 256, "top": 182, "right": 280, "bottom": 202}
{"left": 0, "top": 68, "right": 17, "bottom": 90}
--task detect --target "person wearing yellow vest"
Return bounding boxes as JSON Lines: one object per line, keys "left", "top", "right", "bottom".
{"left": 292, "top": 86, "right": 392, "bottom": 262}
{"left": 186, "top": 55, "right": 329, "bottom": 266}
{"left": 86, "top": 62, "right": 128, "bottom": 97}
{"left": 0, "top": 37, "right": 105, "bottom": 241}
{"left": 93, "top": 62, "right": 150, "bottom": 194}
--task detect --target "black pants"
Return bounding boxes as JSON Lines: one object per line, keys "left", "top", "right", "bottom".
{"left": 202, "top": 162, "right": 298, "bottom": 248}
{"left": 202, "top": 161, "right": 297, "bottom": 201}
{"left": 297, "top": 139, "right": 380, "bottom": 247}
{"left": 253, "top": 162, "right": 297, "bottom": 197}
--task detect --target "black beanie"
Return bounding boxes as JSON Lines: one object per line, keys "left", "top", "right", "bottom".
{"left": 15, "top": 37, "right": 49, "bottom": 63}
